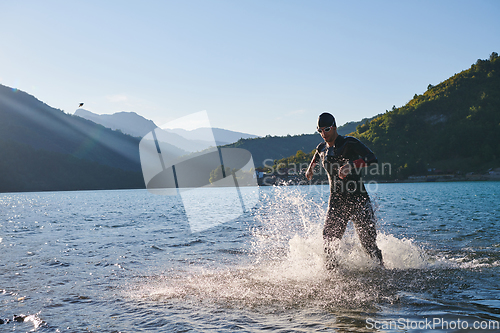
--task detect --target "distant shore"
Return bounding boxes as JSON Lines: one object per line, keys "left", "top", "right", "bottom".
{"left": 258, "top": 170, "right": 500, "bottom": 186}
{"left": 394, "top": 172, "right": 500, "bottom": 183}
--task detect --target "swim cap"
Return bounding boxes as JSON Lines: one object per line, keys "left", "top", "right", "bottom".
{"left": 317, "top": 112, "right": 336, "bottom": 128}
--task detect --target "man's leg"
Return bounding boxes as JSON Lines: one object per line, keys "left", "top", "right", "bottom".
{"left": 323, "top": 198, "right": 350, "bottom": 268}
{"left": 352, "top": 195, "right": 384, "bottom": 266}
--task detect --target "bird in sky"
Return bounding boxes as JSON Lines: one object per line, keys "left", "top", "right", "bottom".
{"left": 79, "top": 103, "right": 84, "bottom": 108}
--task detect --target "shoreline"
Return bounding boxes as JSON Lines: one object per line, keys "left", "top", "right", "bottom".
{"left": 258, "top": 173, "right": 500, "bottom": 186}
{"left": 381, "top": 173, "right": 500, "bottom": 183}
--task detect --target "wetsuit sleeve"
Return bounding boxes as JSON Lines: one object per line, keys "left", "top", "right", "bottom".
{"left": 349, "top": 138, "right": 378, "bottom": 167}
{"left": 313, "top": 142, "right": 325, "bottom": 163}
{"left": 312, "top": 151, "right": 320, "bottom": 164}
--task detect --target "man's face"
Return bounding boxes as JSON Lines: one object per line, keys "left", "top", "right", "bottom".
{"left": 318, "top": 125, "right": 336, "bottom": 141}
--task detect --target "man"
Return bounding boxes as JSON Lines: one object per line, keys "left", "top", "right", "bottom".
{"left": 305, "top": 112, "right": 383, "bottom": 267}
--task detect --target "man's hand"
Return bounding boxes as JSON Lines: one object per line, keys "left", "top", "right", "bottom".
{"left": 305, "top": 163, "right": 315, "bottom": 180}
{"left": 338, "top": 163, "right": 352, "bottom": 179}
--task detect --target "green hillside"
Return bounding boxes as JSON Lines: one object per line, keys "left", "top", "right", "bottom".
{"left": 352, "top": 52, "right": 500, "bottom": 179}
{"left": 265, "top": 52, "right": 500, "bottom": 181}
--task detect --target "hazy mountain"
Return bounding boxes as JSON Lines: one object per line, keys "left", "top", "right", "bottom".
{"left": 73, "top": 109, "right": 204, "bottom": 153}
{"left": 0, "top": 86, "right": 144, "bottom": 171}
{"left": 74, "top": 109, "right": 157, "bottom": 138}
{"left": 75, "top": 109, "right": 259, "bottom": 151}
{"left": 165, "top": 127, "right": 259, "bottom": 146}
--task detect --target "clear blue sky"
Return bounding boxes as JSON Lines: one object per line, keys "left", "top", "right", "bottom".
{"left": 1, "top": 0, "right": 498, "bottom": 137}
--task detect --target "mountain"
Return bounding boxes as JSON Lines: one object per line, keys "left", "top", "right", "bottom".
{"left": 0, "top": 84, "right": 262, "bottom": 192}
{"left": 351, "top": 52, "right": 500, "bottom": 179}
{"left": 266, "top": 52, "right": 500, "bottom": 180}
{"left": 165, "top": 127, "right": 259, "bottom": 146}
{"left": 75, "top": 109, "right": 224, "bottom": 154}
{"left": 223, "top": 117, "right": 374, "bottom": 168}
{"left": 74, "top": 109, "right": 157, "bottom": 138}
{"left": 337, "top": 114, "right": 381, "bottom": 136}
{"left": 74, "top": 109, "right": 259, "bottom": 151}
{"left": 0, "top": 84, "right": 144, "bottom": 192}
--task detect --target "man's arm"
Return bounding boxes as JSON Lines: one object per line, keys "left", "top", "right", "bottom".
{"left": 338, "top": 138, "right": 378, "bottom": 179}
{"left": 305, "top": 151, "right": 319, "bottom": 180}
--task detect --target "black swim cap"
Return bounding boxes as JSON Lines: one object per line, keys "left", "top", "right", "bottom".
{"left": 317, "top": 112, "right": 336, "bottom": 128}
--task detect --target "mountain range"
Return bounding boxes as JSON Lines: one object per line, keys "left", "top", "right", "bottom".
{"left": 74, "top": 109, "right": 259, "bottom": 151}
{"left": 0, "top": 84, "right": 369, "bottom": 192}
{"left": 0, "top": 52, "right": 497, "bottom": 192}
{"left": 0, "top": 85, "right": 262, "bottom": 192}
{"left": 72, "top": 109, "right": 371, "bottom": 170}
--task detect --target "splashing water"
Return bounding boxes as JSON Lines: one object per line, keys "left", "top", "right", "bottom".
{"left": 251, "top": 185, "right": 429, "bottom": 274}
{"left": 129, "top": 185, "right": 436, "bottom": 311}
{"left": 3, "top": 183, "right": 498, "bottom": 331}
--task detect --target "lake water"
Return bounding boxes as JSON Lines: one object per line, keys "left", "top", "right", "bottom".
{"left": 1, "top": 182, "right": 500, "bottom": 332}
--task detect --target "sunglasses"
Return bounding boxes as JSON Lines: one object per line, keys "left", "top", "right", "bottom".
{"left": 317, "top": 126, "right": 333, "bottom": 133}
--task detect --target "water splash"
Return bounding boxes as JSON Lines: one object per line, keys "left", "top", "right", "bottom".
{"left": 128, "top": 185, "right": 435, "bottom": 310}
{"left": 127, "top": 184, "right": 500, "bottom": 318}
{"left": 251, "top": 185, "right": 429, "bottom": 273}
{"left": 23, "top": 312, "right": 45, "bottom": 330}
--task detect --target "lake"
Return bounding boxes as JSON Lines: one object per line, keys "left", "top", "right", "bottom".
{"left": 1, "top": 182, "right": 499, "bottom": 332}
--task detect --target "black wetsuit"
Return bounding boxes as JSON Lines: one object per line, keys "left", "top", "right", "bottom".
{"left": 313, "top": 135, "right": 383, "bottom": 264}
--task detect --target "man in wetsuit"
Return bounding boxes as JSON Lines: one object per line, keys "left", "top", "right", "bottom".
{"left": 305, "top": 112, "right": 383, "bottom": 267}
